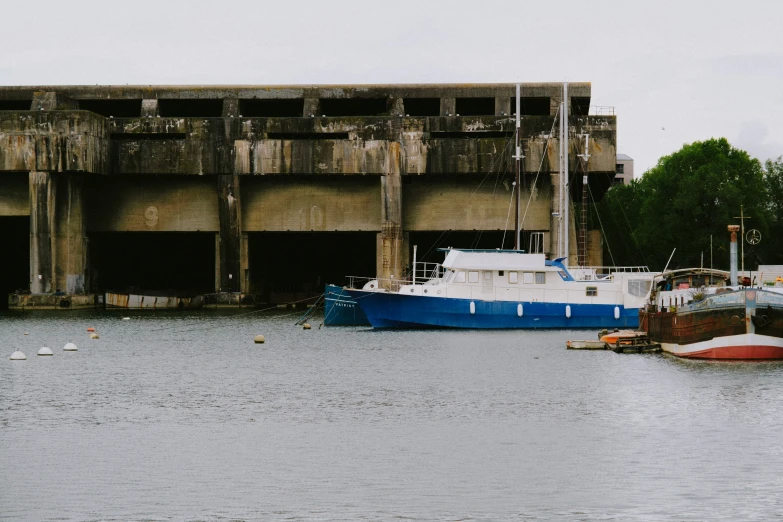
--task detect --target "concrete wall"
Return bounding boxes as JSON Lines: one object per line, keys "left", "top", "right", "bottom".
{"left": 242, "top": 176, "right": 381, "bottom": 232}
{"left": 85, "top": 176, "right": 219, "bottom": 232}
{"left": 403, "top": 177, "right": 552, "bottom": 232}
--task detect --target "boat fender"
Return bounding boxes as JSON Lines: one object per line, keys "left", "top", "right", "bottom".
{"left": 59, "top": 298, "right": 71, "bottom": 309}
{"left": 565, "top": 305, "right": 572, "bottom": 319}
{"left": 517, "top": 303, "right": 523, "bottom": 317}
{"left": 469, "top": 301, "right": 475, "bottom": 315}
{"left": 614, "top": 306, "right": 620, "bottom": 320}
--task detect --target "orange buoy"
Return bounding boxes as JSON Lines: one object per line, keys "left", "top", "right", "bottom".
{"left": 87, "top": 327, "right": 96, "bottom": 332}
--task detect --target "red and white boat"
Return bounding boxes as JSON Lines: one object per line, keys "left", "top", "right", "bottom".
{"left": 639, "top": 226, "right": 783, "bottom": 360}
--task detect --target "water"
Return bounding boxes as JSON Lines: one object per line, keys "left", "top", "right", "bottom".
{"left": 2, "top": 309, "right": 783, "bottom": 521}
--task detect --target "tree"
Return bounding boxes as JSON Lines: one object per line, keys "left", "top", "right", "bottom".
{"left": 600, "top": 138, "right": 770, "bottom": 271}
{"left": 763, "top": 157, "right": 783, "bottom": 264}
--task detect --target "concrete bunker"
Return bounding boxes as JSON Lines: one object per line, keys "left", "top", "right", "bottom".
{"left": 89, "top": 232, "right": 215, "bottom": 296}
{"left": 247, "top": 232, "right": 376, "bottom": 304}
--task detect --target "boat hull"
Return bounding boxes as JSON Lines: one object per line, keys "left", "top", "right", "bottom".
{"left": 661, "top": 333, "right": 783, "bottom": 359}
{"left": 347, "top": 290, "right": 639, "bottom": 329}
{"left": 324, "top": 284, "right": 370, "bottom": 326}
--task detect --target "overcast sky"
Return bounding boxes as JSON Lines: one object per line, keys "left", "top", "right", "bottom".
{"left": 2, "top": 0, "right": 781, "bottom": 174}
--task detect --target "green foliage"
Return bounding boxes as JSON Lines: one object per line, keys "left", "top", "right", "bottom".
{"left": 763, "top": 156, "right": 783, "bottom": 264}
{"left": 600, "top": 138, "right": 776, "bottom": 271}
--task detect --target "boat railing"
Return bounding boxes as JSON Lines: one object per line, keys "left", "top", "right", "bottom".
{"left": 581, "top": 265, "right": 651, "bottom": 276}
{"left": 345, "top": 275, "right": 410, "bottom": 292}
{"left": 411, "top": 262, "right": 444, "bottom": 284}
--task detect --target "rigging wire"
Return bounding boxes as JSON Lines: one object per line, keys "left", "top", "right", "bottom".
{"left": 587, "top": 182, "right": 616, "bottom": 266}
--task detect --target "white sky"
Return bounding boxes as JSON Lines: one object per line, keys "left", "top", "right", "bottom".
{"left": 2, "top": 0, "right": 781, "bottom": 174}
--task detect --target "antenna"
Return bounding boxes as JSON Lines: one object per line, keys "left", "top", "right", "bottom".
{"left": 663, "top": 248, "right": 677, "bottom": 273}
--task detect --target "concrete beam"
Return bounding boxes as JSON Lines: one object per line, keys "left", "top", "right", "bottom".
{"left": 241, "top": 177, "right": 381, "bottom": 232}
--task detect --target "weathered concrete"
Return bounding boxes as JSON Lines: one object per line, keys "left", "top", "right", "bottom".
{"left": 85, "top": 176, "right": 219, "bottom": 232}
{"left": 29, "top": 171, "right": 55, "bottom": 294}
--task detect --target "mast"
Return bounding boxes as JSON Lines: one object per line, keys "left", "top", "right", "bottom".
{"left": 514, "top": 83, "right": 524, "bottom": 251}
{"left": 563, "top": 82, "right": 569, "bottom": 265}
{"left": 557, "top": 101, "right": 564, "bottom": 259}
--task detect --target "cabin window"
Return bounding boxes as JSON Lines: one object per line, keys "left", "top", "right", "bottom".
{"left": 628, "top": 279, "right": 652, "bottom": 297}
{"left": 468, "top": 271, "right": 480, "bottom": 283}
{"left": 498, "top": 270, "right": 504, "bottom": 276}
{"left": 483, "top": 271, "right": 492, "bottom": 281}
{"left": 509, "top": 271, "right": 518, "bottom": 284}
{"left": 535, "top": 272, "right": 546, "bottom": 284}
{"left": 586, "top": 286, "right": 598, "bottom": 296}
{"left": 454, "top": 271, "right": 466, "bottom": 283}
{"left": 523, "top": 272, "right": 534, "bottom": 284}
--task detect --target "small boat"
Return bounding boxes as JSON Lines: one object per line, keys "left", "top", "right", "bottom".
{"left": 639, "top": 225, "right": 783, "bottom": 359}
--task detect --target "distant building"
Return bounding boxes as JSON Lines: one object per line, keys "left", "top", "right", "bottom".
{"left": 613, "top": 154, "right": 634, "bottom": 185}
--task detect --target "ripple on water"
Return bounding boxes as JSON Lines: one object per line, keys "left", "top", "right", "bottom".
{"left": 2, "top": 310, "right": 783, "bottom": 521}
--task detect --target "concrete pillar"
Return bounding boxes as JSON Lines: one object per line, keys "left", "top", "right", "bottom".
{"left": 377, "top": 141, "right": 405, "bottom": 289}
{"left": 389, "top": 97, "right": 405, "bottom": 116}
{"left": 53, "top": 174, "right": 87, "bottom": 294}
{"left": 217, "top": 175, "right": 241, "bottom": 293}
{"left": 495, "top": 96, "right": 511, "bottom": 116}
{"left": 222, "top": 98, "right": 239, "bottom": 117}
{"left": 141, "top": 99, "right": 159, "bottom": 118}
{"left": 440, "top": 97, "right": 456, "bottom": 116}
{"left": 303, "top": 98, "right": 320, "bottom": 117}
{"left": 29, "top": 171, "right": 56, "bottom": 293}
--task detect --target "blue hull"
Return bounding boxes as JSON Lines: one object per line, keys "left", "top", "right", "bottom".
{"left": 346, "top": 290, "right": 640, "bottom": 329}
{"left": 324, "top": 284, "right": 370, "bottom": 326}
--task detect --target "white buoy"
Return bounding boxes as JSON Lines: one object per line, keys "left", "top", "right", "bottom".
{"left": 10, "top": 351, "right": 26, "bottom": 360}
{"left": 614, "top": 306, "right": 621, "bottom": 320}
{"left": 303, "top": 323, "right": 311, "bottom": 330}
{"left": 469, "top": 301, "right": 476, "bottom": 315}
{"left": 122, "top": 317, "right": 130, "bottom": 321}
{"left": 517, "top": 303, "right": 523, "bottom": 317}
{"left": 89, "top": 333, "right": 99, "bottom": 340}
{"left": 23, "top": 332, "right": 29, "bottom": 336}
{"left": 64, "top": 342, "right": 78, "bottom": 351}
{"left": 254, "top": 335, "right": 265, "bottom": 344}
{"left": 38, "top": 347, "right": 53, "bottom": 356}
{"left": 565, "top": 305, "right": 572, "bottom": 319}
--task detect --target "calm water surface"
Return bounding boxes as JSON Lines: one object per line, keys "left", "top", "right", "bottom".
{"left": 2, "top": 309, "right": 783, "bottom": 521}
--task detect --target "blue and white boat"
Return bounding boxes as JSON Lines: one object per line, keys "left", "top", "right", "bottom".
{"left": 345, "top": 249, "right": 656, "bottom": 329}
